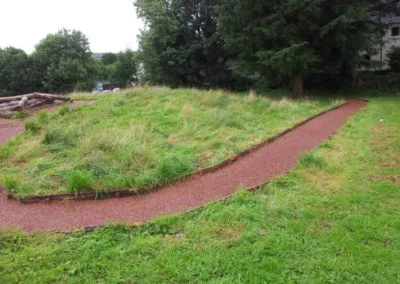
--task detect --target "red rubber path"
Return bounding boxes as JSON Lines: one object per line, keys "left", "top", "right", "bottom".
{"left": 0, "top": 99, "right": 366, "bottom": 232}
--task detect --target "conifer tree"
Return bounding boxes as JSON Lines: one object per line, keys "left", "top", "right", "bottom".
{"left": 217, "top": 0, "right": 379, "bottom": 97}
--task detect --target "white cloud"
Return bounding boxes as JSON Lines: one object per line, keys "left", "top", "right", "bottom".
{"left": 0, "top": 0, "right": 143, "bottom": 53}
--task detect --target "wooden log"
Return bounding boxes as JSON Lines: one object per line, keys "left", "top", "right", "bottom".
{"left": 0, "top": 105, "right": 21, "bottom": 112}
{"left": 32, "top": 93, "right": 71, "bottom": 101}
{"left": 27, "top": 99, "right": 49, "bottom": 109}
{"left": 0, "top": 94, "right": 34, "bottom": 103}
{"left": 17, "top": 96, "right": 29, "bottom": 109}
{"left": 26, "top": 98, "right": 41, "bottom": 106}
{"left": 0, "top": 101, "right": 19, "bottom": 108}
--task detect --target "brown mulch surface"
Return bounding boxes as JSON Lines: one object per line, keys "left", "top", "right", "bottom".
{"left": 0, "top": 99, "right": 366, "bottom": 232}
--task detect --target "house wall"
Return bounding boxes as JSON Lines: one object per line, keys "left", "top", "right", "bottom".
{"left": 371, "top": 24, "right": 400, "bottom": 69}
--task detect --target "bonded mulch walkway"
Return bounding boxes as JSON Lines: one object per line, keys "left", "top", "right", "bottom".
{"left": 0, "top": 99, "right": 366, "bottom": 232}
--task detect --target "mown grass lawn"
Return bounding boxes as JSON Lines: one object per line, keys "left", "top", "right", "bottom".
{"left": 0, "top": 96, "right": 398, "bottom": 283}
{"left": 0, "top": 87, "right": 339, "bottom": 196}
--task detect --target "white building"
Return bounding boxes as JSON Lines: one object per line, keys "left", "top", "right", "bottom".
{"left": 371, "top": 10, "right": 400, "bottom": 69}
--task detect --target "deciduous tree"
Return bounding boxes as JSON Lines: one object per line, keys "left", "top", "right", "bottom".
{"left": 32, "top": 29, "right": 98, "bottom": 93}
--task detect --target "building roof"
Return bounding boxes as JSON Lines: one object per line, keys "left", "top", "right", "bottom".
{"left": 375, "top": 1, "right": 400, "bottom": 25}
{"left": 380, "top": 14, "right": 400, "bottom": 25}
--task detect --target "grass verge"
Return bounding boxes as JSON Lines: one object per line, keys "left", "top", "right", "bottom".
{"left": 0, "top": 87, "right": 339, "bottom": 196}
{"left": 0, "top": 96, "right": 398, "bottom": 282}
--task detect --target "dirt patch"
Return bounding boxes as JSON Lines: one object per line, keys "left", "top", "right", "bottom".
{"left": 367, "top": 175, "right": 400, "bottom": 184}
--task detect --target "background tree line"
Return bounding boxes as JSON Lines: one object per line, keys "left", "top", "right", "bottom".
{"left": 0, "top": 29, "right": 138, "bottom": 97}
{"left": 135, "top": 0, "right": 400, "bottom": 97}
{"left": 1, "top": 1, "right": 399, "bottom": 97}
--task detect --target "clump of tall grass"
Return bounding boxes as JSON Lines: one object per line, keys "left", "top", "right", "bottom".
{"left": 2, "top": 175, "right": 19, "bottom": 192}
{"left": 67, "top": 170, "right": 95, "bottom": 197}
{"left": 58, "top": 104, "right": 71, "bottom": 116}
{"left": 37, "top": 110, "right": 49, "bottom": 124}
{"left": 24, "top": 121, "right": 40, "bottom": 134}
{"left": 300, "top": 151, "right": 327, "bottom": 168}
{"left": 155, "top": 155, "right": 194, "bottom": 185}
{"left": 13, "top": 112, "right": 26, "bottom": 119}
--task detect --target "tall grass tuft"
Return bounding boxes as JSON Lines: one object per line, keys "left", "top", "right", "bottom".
{"left": 24, "top": 121, "right": 40, "bottom": 134}
{"left": 58, "top": 104, "right": 71, "bottom": 116}
{"left": 155, "top": 155, "right": 194, "bottom": 185}
{"left": 67, "top": 170, "right": 95, "bottom": 197}
{"left": 2, "top": 175, "right": 19, "bottom": 192}
{"left": 37, "top": 110, "right": 49, "bottom": 124}
{"left": 300, "top": 151, "right": 327, "bottom": 168}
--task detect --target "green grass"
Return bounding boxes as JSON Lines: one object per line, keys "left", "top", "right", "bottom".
{"left": 66, "top": 170, "right": 95, "bottom": 196}
{"left": 0, "top": 87, "right": 339, "bottom": 196}
{"left": 0, "top": 96, "right": 398, "bottom": 283}
{"left": 12, "top": 111, "right": 26, "bottom": 119}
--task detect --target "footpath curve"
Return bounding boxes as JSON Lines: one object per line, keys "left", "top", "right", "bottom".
{"left": 0, "top": 99, "right": 366, "bottom": 232}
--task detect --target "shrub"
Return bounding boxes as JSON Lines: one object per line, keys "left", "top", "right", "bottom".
{"left": 388, "top": 47, "right": 400, "bottom": 73}
{"left": 67, "top": 171, "right": 95, "bottom": 196}
{"left": 300, "top": 151, "right": 327, "bottom": 168}
{"left": 24, "top": 121, "right": 39, "bottom": 133}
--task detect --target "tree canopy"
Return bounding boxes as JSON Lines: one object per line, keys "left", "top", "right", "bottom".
{"left": 0, "top": 47, "right": 36, "bottom": 97}
{"left": 216, "top": 0, "right": 380, "bottom": 96}
{"left": 134, "top": 0, "right": 243, "bottom": 89}
{"left": 32, "top": 29, "right": 99, "bottom": 93}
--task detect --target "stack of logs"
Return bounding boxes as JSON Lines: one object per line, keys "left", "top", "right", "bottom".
{"left": 0, "top": 93, "right": 71, "bottom": 118}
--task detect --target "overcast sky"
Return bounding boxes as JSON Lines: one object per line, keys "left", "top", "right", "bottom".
{"left": 0, "top": 0, "right": 143, "bottom": 54}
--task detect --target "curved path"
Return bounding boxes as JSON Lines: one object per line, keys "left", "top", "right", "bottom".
{"left": 0, "top": 99, "right": 366, "bottom": 232}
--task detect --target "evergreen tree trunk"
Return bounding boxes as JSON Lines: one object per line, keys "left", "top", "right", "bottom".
{"left": 351, "top": 66, "right": 361, "bottom": 89}
{"left": 292, "top": 73, "right": 304, "bottom": 98}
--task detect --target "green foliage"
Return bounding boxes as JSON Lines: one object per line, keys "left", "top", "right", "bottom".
{"left": 58, "top": 104, "right": 71, "bottom": 116}
{"left": 300, "top": 151, "right": 327, "bottom": 168}
{"left": 0, "top": 29, "right": 99, "bottom": 97}
{"left": 388, "top": 47, "right": 400, "bottom": 73}
{"left": 108, "top": 50, "right": 138, "bottom": 87}
{"left": 67, "top": 170, "right": 95, "bottom": 195}
{"left": 216, "top": 0, "right": 380, "bottom": 96}
{"left": 0, "top": 47, "right": 39, "bottom": 97}
{"left": 358, "top": 71, "right": 400, "bottom": 90}
{"left": 2, "top": 175, "right": 19, "bottom": 191}
{"left": 155, "top": 155, "right": 194, "bottom": 185}
{"left": 12, "top": 112, "right": 26, "bottom": 119}
{"left": 42, "top": 128, "right": 74, "bottom": 146}
{"left": 24, "top": 121, "right": 39, "bottom": 133}
{"left": 99, "top": 50, "right": 138, "bottom": 88}
{"left": 134, "top": 0, "right": 244, "bottom": 89}
{"left": 101, "top": 53, "right": 118, "bottom": 65}
{"left": 37, "top": 110, "right": 49, "bottom": 124}
{"left": 32, "top": 29, "right": 98, "bottom": 93}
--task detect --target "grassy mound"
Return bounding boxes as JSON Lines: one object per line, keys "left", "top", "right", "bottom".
{"left": 0, "top": 87, "right": 339, "bottom": 196}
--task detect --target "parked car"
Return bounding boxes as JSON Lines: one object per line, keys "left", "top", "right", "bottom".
{"left": 92, "top": 82, "right": 114, "bottom": 93}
